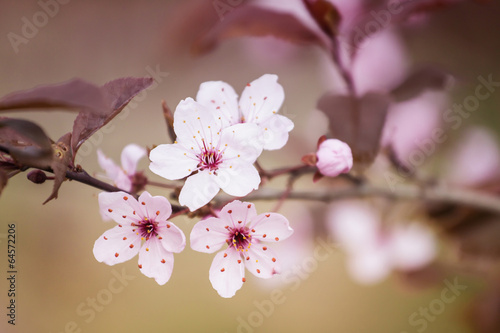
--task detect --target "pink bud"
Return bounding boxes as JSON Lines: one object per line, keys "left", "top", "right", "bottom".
{"left": 316, "top": 139, "right": 353, "bottom": 177}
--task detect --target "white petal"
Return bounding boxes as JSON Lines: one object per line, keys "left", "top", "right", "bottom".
{"left": 93, "top": 225, "right": 141, "bottom": 265}
{"left": 137, "top": 191, "right": 172, "bottom": 221}
{"left": 220, "top": 123, "right": 263, "bottom": 163}
{"left": 157, "top": 221, "right": 186, "bottom": 253}
{"left": 239, "top": 74, "right": 285, "bottom": 124}
{"left": 190, "top": 216, "right": 230, "bottom": 253}
{"left": 149, "top": 143, "right": 198, "bottom": 180}
{"left": 347, "top": 246, "right": 391, "bottom": 285}
{"left": 389, "top": 223, "right": 436, "bottom": 271}
{"left": 178, "top": 171, "right": 220, "bottom": 211}
{"left": 138, "top": 238, "right": 175, "bottom": 285}
{"left": 216, "top": 164, "right": 261, "bottom": 197}
{"left": 120, "top": 144, "right": 147, "bottom": 175}
{"left": 245, "top": 245, "right": 281, "bottom": 279}
{"left": 173, "top": 97, "right": 223, "bottom": 146}
{"left": 249, "top": 212, "right": 293, "bottom": 242}
{"left": 218, "top": 200, "right": 257, "bottom": 227}
{"left": 196, "top": 80, "right": 240, "bottom": 127}
{"left": 209, "top": 249, "right": 245, "bottom": 298}
{"left": 258, "top": 114, "right": 294, "bottom": 150}
{"left": 98, "top": 191, "right": 143, "bottom": 224}
{"left": 97, "top": 149, "right": 122, "bottom": 181}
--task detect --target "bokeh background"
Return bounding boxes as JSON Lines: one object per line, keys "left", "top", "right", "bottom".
{"left": 0, "top": 0, "right": 499, "bottom": 332}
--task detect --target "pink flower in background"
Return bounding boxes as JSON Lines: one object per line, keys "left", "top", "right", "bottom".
{"left": 149, "top": 98, "right": 262, "bottom": 211}
{"left": 190, "top": 200, "right": 293, "bottom": 298}
{"left": 93, "top": 191, "right": 185, "bottom": 285}
{"left": 97, "top": 144, "right": 147, "bottom": 192}
{"left": 446, "top": 127, "right": 500, "bottom": 187}
{"left": 316, "top": 138, "right": 353, "bottom": 177}
{"left": 196, "top": 74, "right": 294, "bottom": 150}
{"left": 328, "top": 200, "right": 436, "bottom": 284}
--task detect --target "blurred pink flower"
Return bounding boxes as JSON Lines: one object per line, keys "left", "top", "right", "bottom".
{"left": 149, "top": 98, "right": 262, "bottom": 211}
{"left": 190, "top": 200, "right": 293, "bottom": 298}
{"left": 196, "top": 74, "right": 294, "bottom": 150}
{"left": 316, "top": 138, "right": 353, "bottom": 177}
{"left": 93, "top": 191, "right": 186, "bottom": 285}
{"left": 327, "top": 200, "right": 436, "bottom": 284}
{"left": 97, "top": 144, "right": 147, "bottom": 192}
{"left": 447, "top": 127, "right": 500, "bottom": 187}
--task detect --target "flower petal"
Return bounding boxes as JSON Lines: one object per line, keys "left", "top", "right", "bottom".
{"left": 389, "top": 223, "right": 436, "bottom": 271}
{"left": 190, "top": 216, "right": 230, "bottom": 253}
{"left": 97, "top": 149, "right": 122, "bottom": 181}
{"left": 138, "top": 238, "right": 175, "bottom": 285}
{"left": 196, "top": 80, "right": 240, "bottom": 127}
{"left": 98, "top": 191, "right": 143, "bottom": 224}
{"left": 218, "top": 200, "right": 257, "bottom": 227}
{"left": 239, "top": 74, "right": 285, "bottom": 124}
{"left": 245, "top": 245, "right": 280, "bottom": 279}
{"left": 93, "top": 225, "right": 141, "bottom": 265}
{"left": 209, "top": 249, "right": 245, "bottom": 298}
{"left": 249, "top": 212, "right": 293, "bottom": 242}
{"left": 347, "top": 246, "right": 391, "bottom": 285}
{"left": 157, "top": 221, "right": 186, "bottom": 253}
{"left": 258, "top": 114, "right": 294, "bottom": 150}
{"left": 149, "top": 143, "right": 198, "bottom": 181}
{"left": 220, "top": 123, "right": 263, "bottom": 163}
{"left": 216, "top": 165, "right": 261, "bottom": 197}
{"left": 137, "top": 191, "right": 172, "bottom": 221}
{"left": 120, "top": 144, "right": 147, "bottom": 175}
{"left": 178, "top": 170, "right": 220, "bottom": 211}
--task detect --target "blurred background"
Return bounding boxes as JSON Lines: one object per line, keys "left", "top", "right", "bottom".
{"left": 0, "top": 0, "right": 499, "bottom": 332}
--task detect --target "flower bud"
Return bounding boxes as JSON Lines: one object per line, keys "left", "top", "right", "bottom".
{"left": 316, "top": 139, "right": 353, "bottom": 177}
{"left": 27, "top": 170, "right": 48, "bottom": 184}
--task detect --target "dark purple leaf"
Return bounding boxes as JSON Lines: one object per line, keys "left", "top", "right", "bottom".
{"left": 302, "top": 0, "right": 341, "bottom": 38}
{"left": 71, "top": 77, "right": 153, "bottom": 155}
{"left": 0, "top": 79, "right": 109, "bottom": 115}
{"left": 0, "top": 118, "right": 53, "bottom": 168}
{"left": 192, "top": 5, "right": 329, "bottom": 55}
{"left": 44, "top": 132, "right": 72, "bottom": 204}
{"left": 391, "top": 66, "right": 452, "bottom": 102}
{"left": 317, "top": 92, "right": 391, "bottom": 168}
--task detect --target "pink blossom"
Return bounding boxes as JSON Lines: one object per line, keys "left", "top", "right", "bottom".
{"left": 190, "top": 200, "right": 293, "bottom": 298}
{"left": 149, "top": 98, "right": 263, "bottom": 211}
{"left": 97, "top": 144, "right": 147, "bottom": 192}
{"left": 328, "top": 200, "right": 436, "bottom": 284}
{"left": 316, "top": 139, "right": 353, "bottom": 177}
{"left": 196, "top": 74, "right": 294, "bottom": 150}
{"left": 93, "top": 191, "right": 185, "bottom": 285}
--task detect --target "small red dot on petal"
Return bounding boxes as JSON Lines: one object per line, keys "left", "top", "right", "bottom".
{"left": 206, "top": 228, "right": 210, "bottom": 232}
{"left": 242, "top": 277, "right": 246, "bottom": 282}
{"left": 265, "top": 214, "right": 270, "bottom": 218}
{"left": 228, "top": 210, "right": 232, "bottom": 214}
{"left": 156, "top": 211, "right": 160, "bottom": 216}
{"left": 247, "top": 204, "right": 251, "bottom": 208}
{"left": 123, "top": 196, "right": 128, "bottom": 201}
{"left": 138, "top": 264, "right": 142, "bottom": 269}
{"left": 263, "top": 246, "right": 267, "bottom": 251}
{"left": 103, "top": 236, "right": 108, "bottom": 240}
{"left": 251, "top": 229, "right": 255, "bottom": 232}
{"left": 141, "top": 202, "right": 146, "bottom": 205}
{"left": 206, "top": 245, "right": 210, "bottom": 249}
{"left": 263, "top": 234, "right": 267, "bottom": 238}
{"left": 225, "top": 226, "right": 229, "bottom": 229}
{"left": 108, "top": 209, "right": 113, "bottom": 213}
{"left": 115, "top": 253, "right": 119, "bottom": 257}
{"left": 256, "top": 269, "right": 260, "bottom": 274}
{"left": 237, "top": 260, "right": 241, "bottom": 264}
{"left": 130, "top": 244, "right": 134, "bottom": 248}
{"left": 246, "top": 256, "right": 250, "bottom": 260}
{"left": 122, "top": 215, "right": 126, "bottom": 218}
{"left": 238, "top": 220, "right": 242, "bottom": 224}
{"left": 167, "top": 224, "right": 171, "bottom": 228}
{"left": 118, "top": 224, "right": 122, "bottom": 228}
{"left": 272, "top": 258, "right": 276, "bottom": 262}
{"left": 161, "top": 259, "right": 166, "bottom": 264}
{"left": 123, "top": 237, "right": 127, "bottom": 240}
{"left": 275, "top": 237, "right": 279, "bottom": 241}
{"left": 223, "top": 253, "right": 227, "bottom": 258}
{"left": 221, "top": 268, "right": 225, "bottom": 272}
{"left": 158, "top": 236, "right": 163, "bottom": 240}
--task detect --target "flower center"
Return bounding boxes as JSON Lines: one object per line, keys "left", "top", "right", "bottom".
{"left": 197, "top": 141, "right": 223, "bottom": 172}
{"left": 137, "top": 218, "right": 158, "bottom": 240}
{"left": 228, "top": 227, "right": 252, "bottom": 252}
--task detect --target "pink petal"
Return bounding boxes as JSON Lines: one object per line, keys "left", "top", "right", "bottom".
{"left": 239, "top": 74, "right": 285, "bottom": 124}
{"left": 218, "top": 200, "right": 258, "bottom": 227}
{"left": 389, "top": 223, "right": 436, "bottom": 271}
{"left": 138, "top": 238, "right": 175, "bottom": 285}
{"left": 178, "top": 170, "right": 220, "bottom": 211}
{"left": 347, "top": 246, "right": 392, "bottom": 285}
{"left": 316, "top": 139, "right": 353, "bottom": 177}
{"left": 196, "top": 80, "right": 240, "bottom": 127}
{"left": 137, "top": 191, "right": 172, "bottom": 221}
{"left": 149, "top": 143, "right": 198, "bottom": 180}
{"left": 98, "top": 191, "right": 143, "bottom": 224}
{"left": 216, "top": 164, "right": 261, "bottom": 197}
{"left": 120, "top": 144, "right": 146, "bottom": 175}
{"left": 258, "top": 114, "right": 294, "bottom": 150}
{"left": 97, "top": 149, "right": 122, "bottom": 181}
{"left": 220, "top": 122, "right": 263, "bottom": 163}
{"left": 190, "top": 216, "right": 230, "bottom": 253}
{"left": 156, "top": 221, "right": 186, "bottom": 253}
{"left": 249, "top": 212, "right": 293, "bottom": 243}
{"left": 93, "top": 225, "right": 141, "bottom": 265}
{"left": 209, "top": 249, "right": 245, "bottom": 298}
{"left": 245, "top": 245, "right": 280, "bottom": 279}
